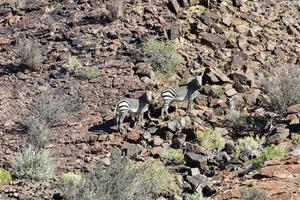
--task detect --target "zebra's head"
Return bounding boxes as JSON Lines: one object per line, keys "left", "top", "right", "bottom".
{"left": 145, "top": 91, "right": 153, "bottom": 103}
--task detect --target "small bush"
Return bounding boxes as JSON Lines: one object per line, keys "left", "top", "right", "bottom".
{"left": 28, "top": 118, "right": 50, "bottom": 149}
{"left": 252, "top": 144, "right": 285, "bottom": 169}
{"left": 15, "top": 146, "right": 54, "bottom": 181}
{"left": 241, "top": 187, "right": 267, "bottom": 200}
{"left": 78, "top": 67, "right": 100, "bottom": 80}
{"left": 292, "top": 133, "right": 300, "bottom": 145}
{"left": 188, "top": 192, "right": 204, "bottom": 200}
{"left": 30, "top": 94, "right": 67, "bottom": 127}
{"left": 63, "top": 56, "right": 83, "bottom": 75}
{"left": 225, "top": 109, "right": 247, "bottom": 128}
{"left": 162, "top": 149, "right": 185, "bottom": 165}
{"left": 142, "top": 161, "right": 181, "bottom": 196}
{"left": 17, "top": 40, "right": 43, "bottom": 70}
{"left": 140, "top": 38, "right": 184, "bottom": 75}
{"left": 60, "top": 172, "right": 84, "bottom": 185}
{"left": 236, "top": 136, "right": 263, "bottom": 156}
{"left": 196, "top": 128, "right": 225, "bottom": 150}
{"left": 0, "top": 168, "right": 12, "bottom": 186}
{"left": 107, "top": 0, "right": 124, "bottom": 21}
{"left": 261, "top": 64, "right": 300, "bottom": 115}
{"left": 61, "top": 149, "right": 180, "bottom": 200}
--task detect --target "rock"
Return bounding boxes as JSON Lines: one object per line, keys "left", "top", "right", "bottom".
{"left": 168, "top": 117, "right": 191, "bottom": 132}
{"left": 152, "top": 136, "right": 164, "bottom": 146}
{"left": 171, "top": 134, "right": 187, "bottom": 149}
{"left": 185, "top": 152, "right": 208, "bottom": 170}
{"left": 186, "top": 142, "right": 208, "bottom": 155}
{"left": 233, "top": 0, "right": 243, "bottom": 7}
{"left": 200, "top": 32, "right": 227, "bottom": 48}
{"left": 260, "top": 164, "right": 300, "bottom": 178}
{"left": 171, "top": 194, "right": 183, "bottom": 200}
{"left": 267, "top": 125, "right": 290, "bottom": 145}
{"left": 224, "top": 142, "right": 236, "bottom": 155}
{"left": 244, "top": 89, "right": 261, "bottom": 106}
{"left": 126, "top": 130, "right": 141, "bottom": 142}
{"left": 177, "top": 0, "right": 188, "bottom": 7}
{"left": 225, "top": 88, "right": 237, "bottom": 97}
{"left": 237, "top": 36, "right": 248, "bottom": 50}
{"left": 151, "top": 146, "right": 163, "bottom": 157}
{"left": 135, "top": 62, "right": 153, "bottom": 78}
{"left": 167, "top": 24, "right": 181, "bottom": 40}
{"left": 288, "top": 104, "right": 300, "bottom": 114}
{"left": 267, "top": 41, "right": 276, "bottom": 51}
{"left": 205, "top": 67, "right": 232, "bottom": 84}
{"left": 168, "top": 0, "right": 181, "bottom": 15}
{"left": 190, "top": 167, "right": 201, "bottom": 176}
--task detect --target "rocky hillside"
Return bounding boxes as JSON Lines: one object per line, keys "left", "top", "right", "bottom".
{"left": 0, "top": 0, "right": 300, "bottom": 199}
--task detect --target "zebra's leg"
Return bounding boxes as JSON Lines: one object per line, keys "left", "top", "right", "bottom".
{"left": 161, "top": 101, "right": 171, "bottom": 118}
{"left": 118, "top": 111, "right": 127, "bottom": 133}
{"left": 137, "top": 112, "right": 144, "bottom": 126}
{"left": 187, "top": 98, "right": 193, "bottom": 114}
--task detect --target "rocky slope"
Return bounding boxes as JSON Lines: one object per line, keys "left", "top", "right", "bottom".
{"left": 0, "top": 0, "right": 300, "bottom": 199}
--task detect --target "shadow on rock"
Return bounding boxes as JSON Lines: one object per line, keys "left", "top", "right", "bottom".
{"left": 87, "top": 119, "right": 117, "bottom": 134}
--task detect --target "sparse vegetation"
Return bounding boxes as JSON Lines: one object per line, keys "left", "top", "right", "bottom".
{"left": 78, "top": 67, "right": 100, "bottom": 80}
{"left": 28, "top": 94, "right": 69, "bottom": 149}
{"left": 291, "top": 133, "right": 300, "bottom": 145}
{"left": 162, "top": 149, "right": 185, "bottom": 165}
{"left": 60, "top": 172, "right": 84, "bottom": 185}
{"left": 252, "top": 144, "right": 285, "bottom": 169}
{"left": 241, "top": 187, "right": 267, "bottom": 200}
{"left": 107, "top": 0, "right": 124, "bottom": 21}
{"left": 15, "top": 146, "right": 54, "bottom": 181}
{"left": 0, "top": 168, "right": 12, "bottom": 186}
{"left": 140, "top": 38, "right": 184, "bottom": 75}
{"left": 61, "top": 149, "right": 180, "bottom": 200}
{"left": 211, "top": 85, "right": 224, "bottom": 97}
{"left": 17, "top": 40, "right": 43, "bottom": 70}
{"left": 63, "top": 57, "right": 99, "bottom": 80}
{"left": 261, "top": 64, "right": 300, "bottom": 115}
{"left": 225, "top": 108, "right": 247, "bottom": 129}
{"left": 63, "top": 56, "right": 83, "bottom": 75}
{"left": 236, "top": 136, "right": 263, "bottom": 156}
{"left": 196, "top": 128, "right": 225, "bottom": 150}
{"left": 188, "top": 192, "right": 204, "bottom": 200}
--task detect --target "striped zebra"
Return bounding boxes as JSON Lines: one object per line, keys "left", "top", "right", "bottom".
{"left": 114, "top": 91, "right": 153, "bottom": 132}
{"left": 160, "top": 75, "right": 203, "bottom": 118}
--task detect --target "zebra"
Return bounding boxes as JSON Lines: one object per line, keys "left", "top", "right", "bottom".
{"left": 160, "top": 73, "right": 204, "bottom": 118}
{"left": 114, "top": 91, "right": 153, "bottom": 132}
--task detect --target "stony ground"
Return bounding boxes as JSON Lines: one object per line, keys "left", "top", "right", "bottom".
{"left": 0, "top": 0, "right": 300, "bottom": 199}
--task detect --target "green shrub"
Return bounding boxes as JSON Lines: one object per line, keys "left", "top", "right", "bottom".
{"left": 107, "top": 0, "right": 123, "bottom": 21}
{"left": 141, "top": 161, "right": 181, "bottom": 196}
{"left": 15, "top": 147, "right": 54, "bottom": 181}
{"left": 17, "top": 40, "right": 43, "bottom": 70}
{"left": 0, "top": 168, "right": 12, "bottom": 186}
{"left": 188, "top": 192, "right": 204, "bottom": 200}
{"left": 28, "top": 94, "right": 68, "bottom": 148}
{"left": 63, "top": 57, "right": 99, "bottom": 80}
{"left": 78, "top": 67, "right": 99, "bottom": 80}
{"left": 261, "top": 64, "right": 300, "bottom": 115}
{"left": 252, "top": 144, "right": 285, "bottom": 169}
{"left": 225, "top": 109, "right": 247, "bottom": 128}
{"left": 196, "top": 128, "right": 225, "bottom": 150}
{"left": 236, "top": 136, "right": 263, "bottom": 156}
{"left": 63, "top": 56, "right": 83, "bottom": 75}
{"left": 28, "top": 118, "right": 50, "bottom": 149}
{"left": 61, "top": 149, "right": 180, "bottom": 200}
{"left": 241, "top": 187, "right": 267, "bottom": 200}
{"left": 292, "top": 133, "right": 300, "bottom": 145}
{"left": 60, "top": 172, "right": 84, "bottom": 185}
{"left": 162, "top": 149, "right": 185, "bottom": 165}
{"left": 140, "top": 38, "right": 184, "bottom": 75}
